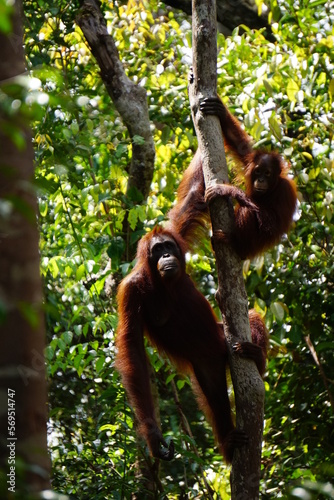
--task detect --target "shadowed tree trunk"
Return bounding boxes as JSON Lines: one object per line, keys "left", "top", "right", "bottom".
{"left": 0, "top": 0, "right": 50, "bottom": 494}
{"left": 157, "top": 0, "right": 273, "bottom": 39}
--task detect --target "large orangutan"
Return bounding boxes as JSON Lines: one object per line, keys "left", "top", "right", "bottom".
{"left": 116, "top": 226, "right": 268, "bottom": 462}
{"left": 168, "top": 96, "right": 297, "bottom": 259}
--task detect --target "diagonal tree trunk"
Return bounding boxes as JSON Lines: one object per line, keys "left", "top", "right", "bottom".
{"left": 77, "top": 0, "right": 156, "bottom": 262}
{"left": 77, "top": 0, "right": 155, "bottom": 202}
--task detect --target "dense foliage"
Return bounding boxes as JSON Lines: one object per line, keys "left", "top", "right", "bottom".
{"left": 19, "top": 0, "right": 334, "bottom": 497}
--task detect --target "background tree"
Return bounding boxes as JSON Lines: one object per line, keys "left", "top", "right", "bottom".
{"left": 0, "top": 0, "right": 50, "bottom": 496}
{"left": 18, "top": 0, "right": 334, "bottom": 498}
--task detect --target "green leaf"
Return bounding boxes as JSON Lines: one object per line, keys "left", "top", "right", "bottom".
{"left": 65, "top": 265, "right": 72, "bottom": 277}
{"left": 286, "top": 79, "right": 299, "bottom": 102}
{"left": 176, "top": 379, "right": 187, "bottom": 390}
{"left": 39, "top": 199, "right": 48, "bottom": 216}
{"left": 309, "top": 0, "right": 328, "bottom": 7}
{"left": 45, "top": 345, "right": 54, "bottom": 361}
{"left": 270, "top": 302, "right": 285, "bottom": 322}
{"left": 289, "top": 325, "right": 303, "bottom": 344}
{"left": 269, "top": 116, "right": 282, "bottom": 141}
{"left": 74, "top": 354, "right": 84, "bottom": 371}
{"left": 57, "top": 338, "right": 66, "bottom": 351}
{"left": 62, "top": 331, "right": 73, "bottom": 345}
{"left": 96, "top": 355, "right": 105, "bottom": 373}
{"left": 329, "top": 79, "right": 334, "bottom": 101}
{"left": 263, "top": 79, "right": 274, "bottom": 96}
{"left": 76, "top": 264, "right": 85, "bottom": 280}
{"left": 107, "top": 237, "right": 125, "bottom": 271}
{"left": 161, "top": 125, "right": 171, "bottom": 144}
{"left": 48, "top": 258, "right": 59, "bottom": 278}
{"left": 128, "top": 207, "right": 139, "bottom": 230}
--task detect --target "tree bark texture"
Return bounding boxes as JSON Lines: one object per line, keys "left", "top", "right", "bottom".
{"left": 77, "top": 0, "right": 155, "bottom": 201}
{"left": 0, "top": 0, "right": 50, "bottom": 492}
{"left": 189, "top": 1, "right": 265, "bottom": 498}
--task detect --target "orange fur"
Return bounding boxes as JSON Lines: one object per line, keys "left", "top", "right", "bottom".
{"left": 116, "top": 227, "right": 268, "bottom": 462}
{"left": 168, "top": 97, "right": 297, "bottom": 259}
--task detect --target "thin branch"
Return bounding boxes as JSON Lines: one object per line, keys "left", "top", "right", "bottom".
{"left": 305, "top": 335, "right": 334, "bottom": 413}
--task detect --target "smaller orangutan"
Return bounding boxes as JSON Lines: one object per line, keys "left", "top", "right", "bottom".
{"left": 116, "top": 226, "right": 268, "bottom": 462}
{"left": 168, "top": 96, "right": 297, "bottom": 259}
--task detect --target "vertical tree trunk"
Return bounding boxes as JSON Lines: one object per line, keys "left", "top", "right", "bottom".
{"left": 0, "top": 0, "right": 50, "bottom": 493}
{"left": 189, "top": 1, "right": 264, "bottom": 498}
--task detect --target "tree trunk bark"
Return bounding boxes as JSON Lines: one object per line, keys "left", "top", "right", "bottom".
{"left": 189, "top": 1, "right": 264, "bottom": 498}
{"left": 0, "top": 0, "right": 50, "bottom": 493}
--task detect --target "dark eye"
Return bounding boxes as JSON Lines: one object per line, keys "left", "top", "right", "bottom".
{"left": 152, "top": 243, "right": 162, "bottom": 254}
